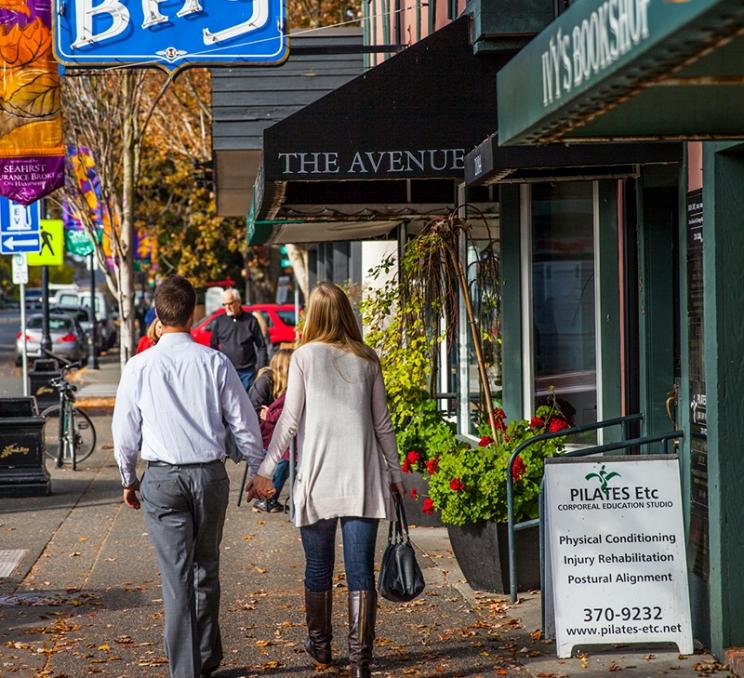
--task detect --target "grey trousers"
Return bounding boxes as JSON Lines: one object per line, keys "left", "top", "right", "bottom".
{"left": 141, "top": 461, "right": 229, "bottom": 678}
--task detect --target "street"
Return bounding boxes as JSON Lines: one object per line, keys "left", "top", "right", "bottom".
{"left": 0, "top": 308, "right": 23, "bottom": 398}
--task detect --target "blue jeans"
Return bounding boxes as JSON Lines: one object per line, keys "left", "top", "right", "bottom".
{"left": 273, "top": 459, "right": 289, "bottom": 496}
{"left": 236, "top": 368, "right": 255, "bottom": 391}
{"left": 300, "top": 517, "right": 379, "bottom": 593}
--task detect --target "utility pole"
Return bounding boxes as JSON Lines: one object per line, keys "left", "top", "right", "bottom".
{"left": 89, "top": 253, "right": 99, "bottom": 369}
{"left": 40, "top": 266, "right": 52, "bottom": 358}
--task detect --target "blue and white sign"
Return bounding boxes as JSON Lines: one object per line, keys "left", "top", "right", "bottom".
{"left": 53, "top": 0, "right": 288, "bottom": 71}
{"left": 1, "top": 233, "right": 42, "bottom": 254}
{"left": 0, "top": 199, "right": 41, "bottom": 253}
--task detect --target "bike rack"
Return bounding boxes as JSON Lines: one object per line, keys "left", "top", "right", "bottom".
{"left": 505, "top": 413, "right": 644, "bottom": 603}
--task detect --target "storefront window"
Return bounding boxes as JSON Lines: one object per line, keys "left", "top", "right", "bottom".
{"left": 531, "top": 182, "right": 596, "bottom": 427}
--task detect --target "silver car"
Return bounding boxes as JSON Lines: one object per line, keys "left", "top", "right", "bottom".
{"left": 16, "top": 314, "right": 89, "bottom": 366}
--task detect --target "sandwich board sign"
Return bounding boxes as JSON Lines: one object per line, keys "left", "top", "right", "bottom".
{"left": 54, "top": 0, "right": 288, "bottom": 71}
{"left": 544, "top": 455, "right": 693, "bottom": 658}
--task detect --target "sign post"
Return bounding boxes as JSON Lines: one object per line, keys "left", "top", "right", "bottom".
{"left": 544, "top": 456, "right": 693, "bottom": 659}
{"left": 13, "top": 254, "right": 29, "bottom": 396}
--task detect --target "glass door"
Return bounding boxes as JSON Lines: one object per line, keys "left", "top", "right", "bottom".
{"left": 523, "top": 181, "right": 598, "bottom": 427}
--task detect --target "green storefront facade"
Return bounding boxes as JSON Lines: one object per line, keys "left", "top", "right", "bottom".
{"left": 492, "top": 0, "right": 744, "bottom": 659}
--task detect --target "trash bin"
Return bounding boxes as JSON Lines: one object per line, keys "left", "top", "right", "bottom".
{"left": 28, "top": 358, "right": 60, "bottom": 411}
{"left": 0, "top": 397, "right": 50, "bottom": 497}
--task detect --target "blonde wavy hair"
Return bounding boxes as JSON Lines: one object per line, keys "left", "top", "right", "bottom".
{"left": 301, "top": 282, "right": 377, "bottom": 363}
{"left": 270, "top": 348, "right": 293, "bottom": 398}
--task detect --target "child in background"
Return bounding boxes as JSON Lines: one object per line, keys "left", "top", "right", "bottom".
{"left": 249, "top": 349, "right": 292, "bottom": 512}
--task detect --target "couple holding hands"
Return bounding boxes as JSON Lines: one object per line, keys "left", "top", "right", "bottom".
{"left": 113, "top": 276, "right": 404, "bottom": 678}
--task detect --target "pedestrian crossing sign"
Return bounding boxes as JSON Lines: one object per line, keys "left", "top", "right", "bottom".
{"left": 26, "top": 220, "right": 64, "bottom": 267}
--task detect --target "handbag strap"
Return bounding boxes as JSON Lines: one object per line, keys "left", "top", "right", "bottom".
{"left": 394, "top": 494, "right": 411, "bottom": 544}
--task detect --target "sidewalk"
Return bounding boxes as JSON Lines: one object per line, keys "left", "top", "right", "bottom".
{"left": 0, "top": 417, "right": 731, "bottom": 677}
{"left": 69, "top": 351, "right": 121, "bottom": 413}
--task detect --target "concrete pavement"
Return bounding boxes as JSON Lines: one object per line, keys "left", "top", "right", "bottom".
{"left": 0, "top": 411, "right": 730, "bottom": 677}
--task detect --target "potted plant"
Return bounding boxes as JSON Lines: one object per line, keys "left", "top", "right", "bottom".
{"left": 427, "top": 404, "right": 568, "bottom": 593}
{"left": 396, "top": 397, "right": 458, "bottom": 527}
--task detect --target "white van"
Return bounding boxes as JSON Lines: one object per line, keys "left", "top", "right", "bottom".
{"left": 55, "top": 290, "right": 118, "bottom": 349}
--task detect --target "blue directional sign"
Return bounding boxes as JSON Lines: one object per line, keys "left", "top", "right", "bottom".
{"left": 1, "top": 233, "right": 42, "bottom": 254}
{"left": 53, "top": 0, "right": 288, "bottom": 71}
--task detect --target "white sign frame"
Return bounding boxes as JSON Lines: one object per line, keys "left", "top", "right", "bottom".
{"left": 544, "top": 455, "right": 693, "bottom": 658}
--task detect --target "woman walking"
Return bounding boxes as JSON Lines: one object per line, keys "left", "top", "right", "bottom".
{"left": 249, "top": 282, "right": 404, "bottom": 678}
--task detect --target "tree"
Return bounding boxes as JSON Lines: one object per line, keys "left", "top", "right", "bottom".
{"left": 61, "top": 69, "right": 174, "bottom": 367}
{"left": 137, "top": 70, "right": 246, "bottom": 288}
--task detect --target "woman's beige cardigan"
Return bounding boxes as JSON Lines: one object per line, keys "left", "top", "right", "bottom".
{"left": 257, "top": 342, "right": 403, "bottom": 527}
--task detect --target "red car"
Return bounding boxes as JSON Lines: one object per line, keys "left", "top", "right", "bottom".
{"left": 191, "top": 304, "right": 299, "bottom": 347}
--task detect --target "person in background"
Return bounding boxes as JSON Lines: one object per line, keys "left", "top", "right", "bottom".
{"left": 211, "top": 288, "right": 267, "bottom": 391}
{"left": 249, "top": 348, "right": 292, "bottom": 513}
{"left": 113, "top": 276, "right": 264, "bottom": 678}
{"left": 136, "top": 318, "right": 162, "bottom": 354}
{"left": 252, "top": 310, "right": 273, "bottom": 360}
{"left": 248, "top": 282, "right": 404, "bottom": 678}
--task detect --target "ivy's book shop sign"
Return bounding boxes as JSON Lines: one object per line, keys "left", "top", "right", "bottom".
{"left": 54, "top": 0, "right": 288, "bottom": 70}
{"left": 544, "top": 456, "right": 693, "bottom": 659}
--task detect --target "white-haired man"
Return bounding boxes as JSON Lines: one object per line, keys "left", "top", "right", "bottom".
{"left": 210, "top": 288, "right": 268, "bottom": 391}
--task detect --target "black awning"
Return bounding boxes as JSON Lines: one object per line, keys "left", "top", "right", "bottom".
{"left": 464, "top": 135, "right": 683, "bottom": 186}
{"left": 254, "top": 16, "right": 507, "bottom": 222}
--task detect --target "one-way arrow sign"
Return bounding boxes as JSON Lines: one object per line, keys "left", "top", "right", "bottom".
{"left": 1, "top": 233, "right": 41, "bottom": 254}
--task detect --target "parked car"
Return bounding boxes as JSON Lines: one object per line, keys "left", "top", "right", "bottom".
{"left": 55, "top": 290, "right": 118, "bottom": 349}
{"left": 191, "top": 304, "right": 299, "bottom": 347}
{"left": 16, "top": 313, "right": 89, "bottom": 366}
{"left": 50, "top": 305, "right": 102, "bottom": 352}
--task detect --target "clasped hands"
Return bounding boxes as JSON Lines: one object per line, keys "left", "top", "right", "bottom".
{"left": 245, "top": 474, "right": 275, "bottom": 502}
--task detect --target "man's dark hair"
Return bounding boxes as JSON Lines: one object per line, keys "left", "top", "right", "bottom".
{"left": 154, "top": 276, "right": 196, "bottom": 327}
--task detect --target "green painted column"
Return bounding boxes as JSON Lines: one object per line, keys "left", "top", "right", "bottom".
{"left": 595, "top": 180, "right": 622, "bottom": 437}
{"left": 637, "top": 172, "right": 678, "bottom": 439}
{"left": 499, "top": 184, "right": 523, "bottom": 420}
{"left": 702, "top": 141, "right": 744, "bottom": 658}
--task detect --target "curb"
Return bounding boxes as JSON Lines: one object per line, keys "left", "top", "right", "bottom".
{"left": 75, "top": 397, "right": 115, "bottom": 416}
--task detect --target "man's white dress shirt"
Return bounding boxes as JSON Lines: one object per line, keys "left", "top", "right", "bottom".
{"left": 112, "top": 332, "right": 263, "bottom": 487}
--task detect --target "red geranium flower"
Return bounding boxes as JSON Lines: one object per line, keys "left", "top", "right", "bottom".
{"left": 479, "top": 436, "right": 494, "bottom": 448}
{"left": 512, "top": 455, "right": 526, "bottom": 482}
{"left": 425, "top": 458, "right": 439, "bottom": 475}
{"left": 401, "top": 460, "right": 411, "bottom": 473}
{"left": 422, "top": 498, "right": 435, "bottom": 514}
{"left": 407, "top": 450, "right": 421, "bottom": 464}
{"left": 409, "top": 487, "right": 418, "bottom": 499}
{"left": 450, "top": 478, "right": 465, "bottom": 492}
{"left": 530, "top": 416, "right": 544, "bottom": 429}
{"left": 548, "top": 418, "right": 569, "bottom": 433}
{"left": 495, "top": 408, "right": 506, "bottom": 421}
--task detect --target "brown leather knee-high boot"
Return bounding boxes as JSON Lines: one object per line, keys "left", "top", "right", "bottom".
{"left": 304, "top": 588, "right": 333, "bottom": 665}
{"left": 347, "top": 590, "right": 376, "bottom": 678}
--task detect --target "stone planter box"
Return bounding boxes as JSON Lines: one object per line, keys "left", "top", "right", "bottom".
{"left": 447, "top": 521, "right": 540, "bottom": 593}
{"left": 402, "top": 470, "right": 443, "bottom": 528}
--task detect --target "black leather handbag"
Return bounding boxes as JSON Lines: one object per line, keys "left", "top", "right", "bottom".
{"left": 378, "top": 495, "right": 426, "bottom": 603}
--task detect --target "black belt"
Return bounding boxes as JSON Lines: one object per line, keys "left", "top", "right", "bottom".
{"left": 147, "top": 459, "right": 224, "bottom": 468}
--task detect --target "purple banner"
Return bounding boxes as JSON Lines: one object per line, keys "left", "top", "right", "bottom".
{"left": 0, "top": 0, "right": 64, "bottom": 204}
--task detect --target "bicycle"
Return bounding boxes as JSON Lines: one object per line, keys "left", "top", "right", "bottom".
{"left": 41, "top": 360, "right": 97, "bottom": 470}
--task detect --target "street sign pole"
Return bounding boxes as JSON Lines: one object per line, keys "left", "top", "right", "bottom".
{"left": 13, "top": 254, "right": 29, "bottom": 395}
{"left": 20, "top": 281, "right": 28, "bottom": 396}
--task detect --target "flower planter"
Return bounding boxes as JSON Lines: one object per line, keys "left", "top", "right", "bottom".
{"left": 447, "top": 521, "right": 540, "bottom": 593}
{"left": 402, "top": 470, "right": 443, "bottom": 528}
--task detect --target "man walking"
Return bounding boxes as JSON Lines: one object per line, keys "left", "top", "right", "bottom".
{"left": 113, "top": 276, "right": 264, "bottom": 678}
{"left": 210, "top": 288, "right": 268, "bottom": 391}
